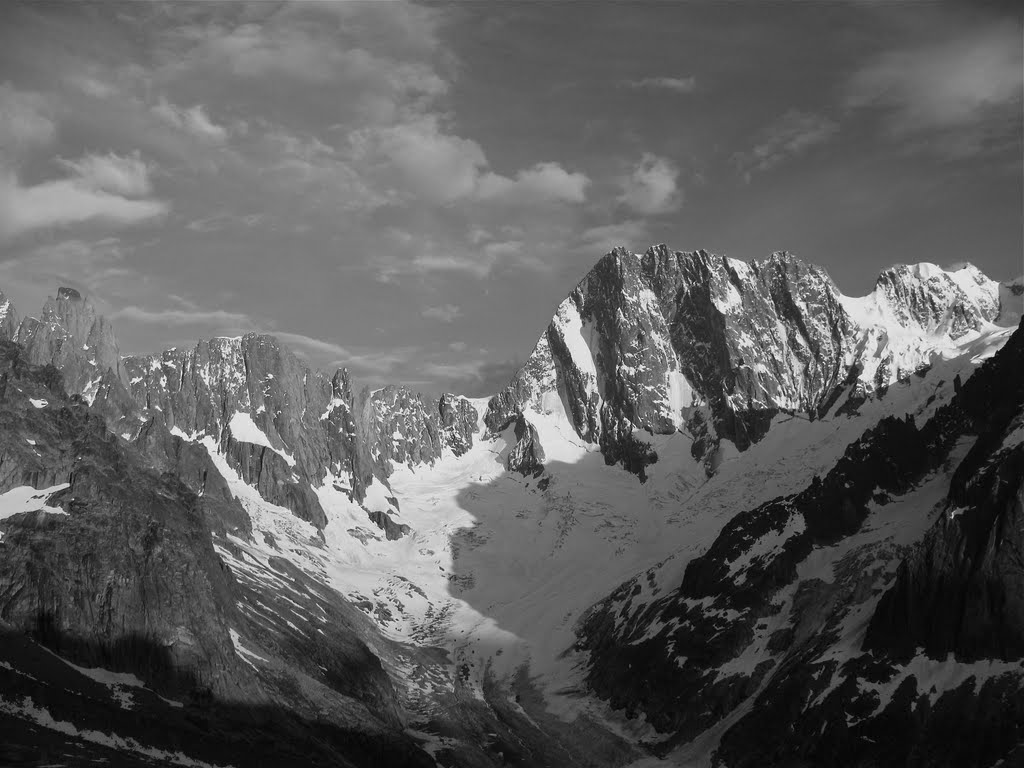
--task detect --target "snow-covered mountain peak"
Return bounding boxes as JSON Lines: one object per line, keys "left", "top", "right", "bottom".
{"left": 1, "top": 251, "right": 1022, "bottom": 768}
{"left": 841, "top": 260, "right": 1002, "bottom": 341}
{"left": 486, "top": 245, "right": 1016, "bottom": 477}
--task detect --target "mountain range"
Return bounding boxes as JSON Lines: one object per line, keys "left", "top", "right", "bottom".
{"left": 0, "top": 245, "right": 1021, "bottom": 767}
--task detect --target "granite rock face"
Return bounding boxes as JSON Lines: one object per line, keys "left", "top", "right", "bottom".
{"left": 865, "top": 324, "right": 1024, "bottom": 662}
{"left": 0, "top": 337, "right": 439, "bottom": 767}
{"left": 0, "top": 289, "right": 17, "bottom": 341}
{"left": 13, "top": 287, "right": 127, "bottom": 401}
{"left": 359, "top": 384, "right": 444, "bottom": 470}
{"left": 5, "top": 290, "right": 479, "bottom": 530}
{"left": 484, "top": 246, "right": 1012, "bottom": 476}
{"left": 506, "top": 413, "right": 545, "bottom": 476}
{"left": 438, "top": 393, "right": 479, "bottom": 457}
{"left": 575, "top": 320, "right": 1024, "bottom": 767}
{"left": 0, "top": 337, "right": 251, "bottom": 703}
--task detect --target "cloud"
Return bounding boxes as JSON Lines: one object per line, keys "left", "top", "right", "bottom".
{"left": 355, "top": 115, "right": 486, "bottom": 204}
{"left": 482, "top": 240, "right": 524, "bottom": 260}
{"left": 626, "top": 76, "right": 697, "bottom": 94}
{"left": 845, "top": 23, "right": 1022, "bottom": 155}
{"left": 376, "top": 250, "right": 491, "bottom": 281}
{"left": 272, "top": 331, "right": 349, "bottom": 359}
{"left": 0, "top": 85, "right": 168, "bottom": 240}
{"left": 618, "top": 153, "right": 681, "bottom": 215}
{"left": 734, "top": 110, "right": 838, "bottom": 180}
{"left": 196, "top": 22, "right": 344, "bottom": 82}
{"left": 577, "top": 220, "right": 649, "bottom": 255}
{"left": 166, "top": 6, "right": 447, "bottom": 125}
{"left": 477, "top": 162, "right": 589, "bottom": 205}
{"left": 431, "top": 357, "right": 522, "bottom": 397}
{"left": 258, "top": 127, "right": 385, "bottom": 213}
{"left": 352, "top": 116, "right": 588, "bottom": 206}
{"left": 110, "top": 305, "right": 253, "bottom": 326}
{"left": 0, "top": 83, "right": 56, "bottom": 155}
{"left": 422, "top": 360, "right": 485, "bottom": 380}
{"left": 422, "top": 303, "right": 462, "bottom": 323}
{"left": 0, "top": 238, "right": 130, "bottom": 298}
{"left": 271, "top": 329, "right": 416, "bottom": 375}
{"left": 186, "top": 211, "right": 263, "bottom": 232}
{"left": 57, "top": 152, "right": 153, "bottom": 197}
{"left": 371, "top": 227, "right": 547, "bottom": 282}
{"left": 0, "top": 170, "right": 168, "bottom": 240}
{"left": 152, "top": 97, "right": 229, "bottom": 142}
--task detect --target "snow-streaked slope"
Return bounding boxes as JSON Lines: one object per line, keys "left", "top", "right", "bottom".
{"left": 0, "top": 483, "right": 69, "bottom": 523}
{"left": 175, "top": 322, "right": 1013, "bottom": 747}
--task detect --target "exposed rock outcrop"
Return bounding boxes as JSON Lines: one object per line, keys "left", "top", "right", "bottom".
{"left": 865, "top": 322, "right": 1024, "bottom": 662}
{"left": 575, "top": 320, "right": 1024, "bottom": 766}
{"left": 506, "top": 413, "right": 545, "bottom": 476}
{"left": 0, "top": 289, "right": 17, "bottom": 341}
{"left": 484, "top": 246, "right": 1013, "bottom": 476}
{"left": 4, "top": 290, "right": 477, "bottom": 529}
{"left": 438, "top": 393, "right": 479, "bottom": 457}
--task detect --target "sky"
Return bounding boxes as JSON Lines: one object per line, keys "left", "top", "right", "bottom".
{"left": 0, "top": 1, "right": 1021, "bottom": 395}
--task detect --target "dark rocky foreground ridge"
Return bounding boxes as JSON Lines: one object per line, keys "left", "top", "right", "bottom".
{"left": 578, "top": 319, "right": 1024, "bottom": 767}
{"left": 0, "top": 337, "right": 434, "bottom": 767}
{"left": 0, "top": 247, "right": 1021, "bottom": 767}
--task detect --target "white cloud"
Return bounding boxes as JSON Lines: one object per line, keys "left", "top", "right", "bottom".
{"left": 259, "top": 127, "right": 384, "bottom": 212}
{"left": 482, "top": 240, "right": 524, "bottom": 260}
{"left": 153, "top": 97, "right": 228, "bottom": 142}
{"left": 200, "top": 23, "right": 341, "bottom": 81}
{"left": 477, "top": 162, "right": 589, "bottom": 205}
{"left": 372, "top": 227, "right": 549, "bottom": 282}
{"left": 186, "top": 211, "right": 262, "bottom": 232}
{"left": 352, "top": 117, "right": 588, "bottom": 206}
{"left": 577, "top": 220, "right": 649, "bottom": 254}
{"left": 421, "top": 360, "right": 485, "bottom": 380}
{"left": 273, "top": 331, "right": 350, "bottom": 359}
{"left": 168, "top": 6, "right": 447, "bottom": 125}
{"left": 67, "top": 74, "right": 119, "bottom": 99}
{"left": 355, "top": 115, "right": 486, "bottom": 204}
{"left": 377, "top": 250, "right": 491, "bottom": 281}
{"left": 0, "top": 238, "right": 128, "bottom": 298}
{"left": 618, "top": 154, "right": 681, "bottom": 215}
{"left": 422, "top": 303, "right": 462, "bottom": 323}
{"left": 627, "top": 76, "right": 697, "bottom": 94}
{"left": 734, "top": 110, "right": 838, "bottom": 180}
{"left": 57, "top": 152, "right": 153, "bottom": 197}
{"left": 0, "top": 83, "right": 56, "bottom": 155}
{"left": 0, "top": 171, "right": 168, "bottom": 240}
{"left": 846, "top": 24, "right": 1022, "bottom": 155}
{"left": 110, "top": 305, "right": 253, "bottom": 326}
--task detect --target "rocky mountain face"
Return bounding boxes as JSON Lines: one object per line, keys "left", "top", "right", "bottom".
{"left": 486, "top": 247, "right": 1010, "bottom": 475}
{"left": 0, "top": 289, "right": 17, "bottom": 340}
{"left": 0, "top": 338, "right": 434, "bottom": 767}
{"left": 8, "top": 286, "right": 126, "bottom": 402}
{"left": 576, "top": 320, "right": 1023, "bottom": 767}
{"left": 0, "top": 246, "right": 1020, "bottom": 768}
{"left": 0, "top": 289, "right": 479, "bottom": 539}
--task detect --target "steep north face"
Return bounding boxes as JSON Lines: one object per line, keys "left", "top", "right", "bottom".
{"left": 487, "top": 246, "right": 1010, "bottom": 476}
